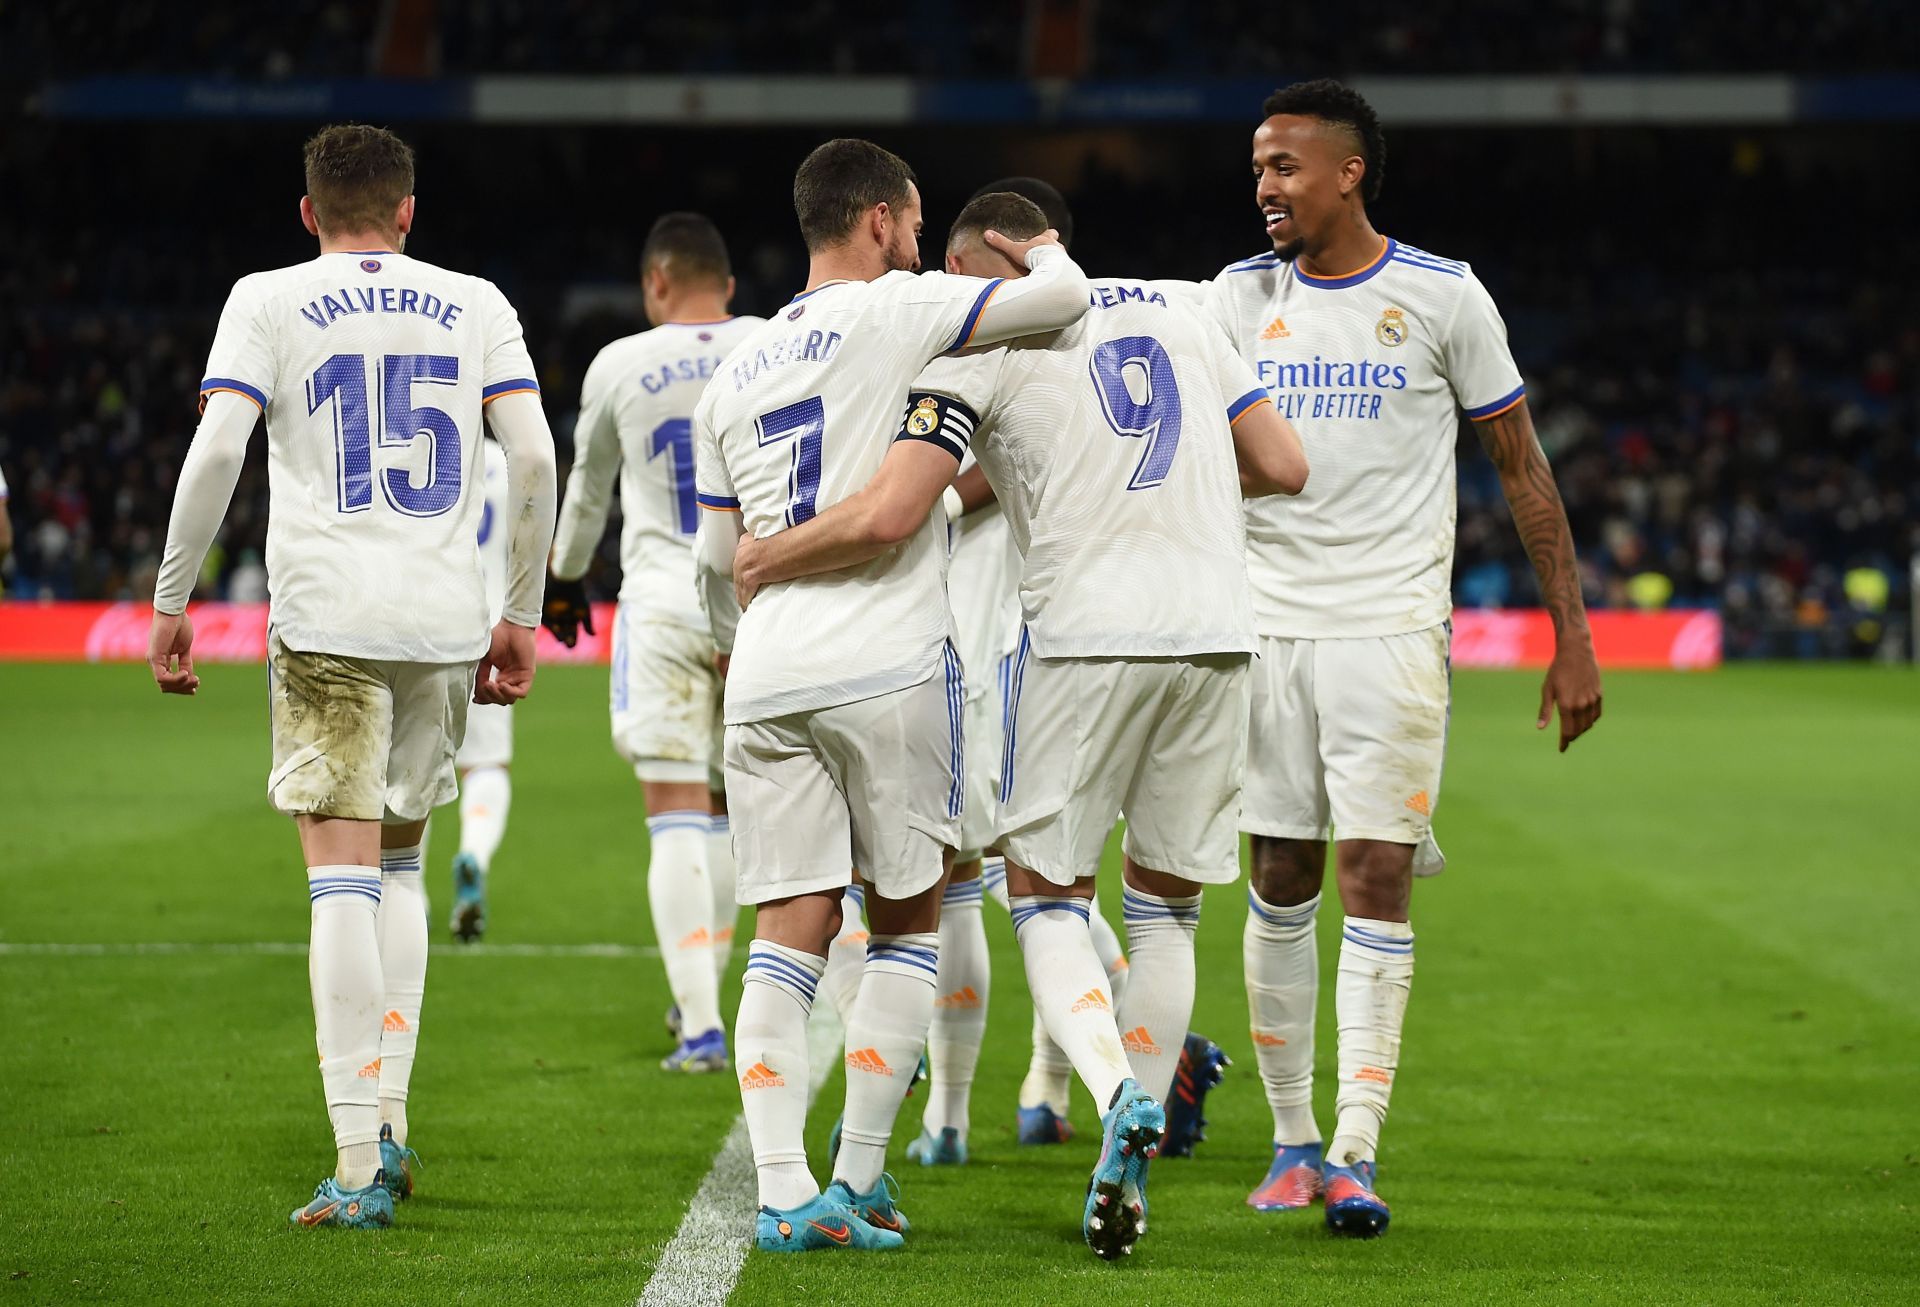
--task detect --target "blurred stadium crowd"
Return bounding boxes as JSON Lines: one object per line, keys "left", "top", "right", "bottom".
{"left": 5, "top": 0, "right": 1914, "bottom": 77}
{"left": 2, "top": 7, "right": 1914, "bottom": 659}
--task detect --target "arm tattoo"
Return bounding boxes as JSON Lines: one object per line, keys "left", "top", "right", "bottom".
{"left": 1474, "top": 402, "right": 1589, "bottom": 634}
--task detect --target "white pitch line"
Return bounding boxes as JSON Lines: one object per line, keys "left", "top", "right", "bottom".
{"left": 637, "top": 1004, "right": 843, "bottom": 1307}
{"left": 0, "top": 940, "right": 659, "bottom": 959}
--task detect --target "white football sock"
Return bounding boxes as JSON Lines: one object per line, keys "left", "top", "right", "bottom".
{"left": 647, "top": 811, "right": 721, "bottom": 1039}
{"left": 707, "top": 812, "right": 739, "bottom": 980}
{"left": 922, "top": 880, "right": 989, "bottom": 1141}
{"left": 1116, "top": 885, "right": 1201, "bottom": 1104}
{"left": 834, "top": 933, "right": 938, "bottom": 1193}
{"left": 374, "top": 843, "right": 429, "bottom": 1145}
{"left": 980, "top": 855, "right": 1009, "bottom": 909}
{"left": 457, "top": 765, "right": 511, "bottom": 875}
{"left": 1330, "top": 917, "right": 1415, "bottom": 1167}
{"left": 308, "top": 865, "right": 385, "bottom": 1189}
{"left": 1010, "top": 895, "right": 1129, "bottom": 1112}
{"left": 818, "top": 885, "right": 868, "bottom": 1022}
{"left": 1020, "top": 1006, "right": 1073, "bottom": 1112}
{"left": 1090, "top": 894, "right": 1130, "bottom": 1007}
{"left": 1245, "top": 889, "right": 1322, "bottom": 1146}
{"left": 737, "top": 940, "right": 826, "bottom": 1210}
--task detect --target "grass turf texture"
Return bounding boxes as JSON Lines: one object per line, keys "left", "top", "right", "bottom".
{"left": 1, "top": 662, "right": 1915, "bottom": 1305}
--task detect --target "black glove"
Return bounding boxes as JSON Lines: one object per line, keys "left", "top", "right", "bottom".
{"left": 542, "top": 575, "right": 595, "bottom": 648}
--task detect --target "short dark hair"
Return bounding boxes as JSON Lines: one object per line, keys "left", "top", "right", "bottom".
{"left": 303, "top": 124, "right": 415, "bottom": 236}
{"left": 968, "top": 176, "right": 1073, "bottom": 249}
{"left": 1262, "top": 79, "right": 1386, "bottom": 204}
{"left": 947, "top": 192, "right": 1049, "bottom": 253}
{"left": 641, "top": 212, "right": 731, "bottom": 287}
{"left": 793, "top": 138, "right": 917, "bottom": 252}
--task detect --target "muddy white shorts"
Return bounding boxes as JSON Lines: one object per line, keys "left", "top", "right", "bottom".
{"left": 611, "top": 603, "right": 724, "bottom": 787}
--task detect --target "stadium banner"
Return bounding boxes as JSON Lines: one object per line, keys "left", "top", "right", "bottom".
{"left": 0, "top": 602, "right": 1719, "bottom": 668}
{"left": 37, "top": 73, "right": 1853, "bottom": 126}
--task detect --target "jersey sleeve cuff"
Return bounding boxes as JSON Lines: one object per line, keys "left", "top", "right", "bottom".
{"left": 697, "top": 492, "right": 741, "bottom": 511}
{"left": 198, "top": 377, "right": 268, "bottom": 412}
{"left": 482, "top": 378, "right": 541, "bottom": 403}
{"left": 894, "top": 392, "right": 977, "bottom": 462}
{"left": 1464, "top": 383, "right": 1526, "bottom": 421}
{"left": 947, "top": 279, "right": 1006, "bottom": 352}
{"left": 1226, "top": 388, "right": 1271, "bottom": 425}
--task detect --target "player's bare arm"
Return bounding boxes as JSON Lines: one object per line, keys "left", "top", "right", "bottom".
{"left": 476, "top": 391, "right": 558, "bottom": 705}
{"left": 148, "top": 389, "right": 260, "bottom": 696}
{"left": 1230, "top": 396, "right": 1309, "bottom": 497}
{"left": 1474, "top": 398, "right": 1603, "bottom": 750}
{"left": 950, "top": 462, "right": 996, "bottom": 514}
{"left": 733, "top": 438, "right": 958, "bottom": 608}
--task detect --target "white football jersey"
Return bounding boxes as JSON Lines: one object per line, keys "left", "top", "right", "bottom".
{"left": 551, "top": 316, "right": 766, "bottom": 627}
{"left": 917, "top": 280, "right": 1266, "bottom": 659}
{"left": 1203, "top": 237, "right": 1525, "bottom": 638}
{"left": 198, "top": 249, "right": 539, "bottom": 662}
{"left": 694, "top": 272, "right": 1013, "bottom": 724}
{"left": 947, "top": 452, "right": 1023, "bottom": 689}
{"left": 475, "top": 437, "right": 510, "bottom": 625}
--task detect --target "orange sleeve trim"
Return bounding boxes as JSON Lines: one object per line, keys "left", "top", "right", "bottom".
{"left": 481, "top": 387, "right": 541, "bottom": 405}
{"left": 1228, "top": 396, "right": 1274, "bottom": 427}
{"left": 1467, "top": 392, "right": 1526, "bottom": 422}
{"left": 197, "top": 387, "right": 265, "bottom": 415}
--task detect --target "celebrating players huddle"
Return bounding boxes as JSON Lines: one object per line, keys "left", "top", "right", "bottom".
{"left": 146, "top": 78, "right": 1602, "bottom": 1256}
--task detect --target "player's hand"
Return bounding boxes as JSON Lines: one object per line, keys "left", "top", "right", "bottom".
{"left": 983, "top": 227, "right": 1062, "bottom": 269}
{"left": 733, "top": 535, "right": 765, "bottom": 610}
{"left": 147, "top": 609, "right": 200, "bottom": 696}
{"left": 714, "top": 653, "right": 730, "bottom": 679}
{"left": 542, "top": 575, "right": 594, "bottom": 648}
{"left": 475, "top": 620, "right": 537, "bottom": 705}
{"left": 1538, "top": 639, "right": 1603, "bottom": 752}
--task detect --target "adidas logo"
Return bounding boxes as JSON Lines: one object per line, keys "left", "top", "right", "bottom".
{"left": 845, "top": 1047, "right": 894, "bottom": 1076}
{"left": 845, "top": 930, "right": 870, "bottom": 947}
{"left": 382, "top": 1010, "right": 410, "bottom": 1033}
{"left": 1405, "top": 790, "right": 1431, "bottom": 816}
{"left": 935, "top": 985, "right": 982, "bottom": 1010}
{"left": 715, "top": 926, "right": 734, "bottom": 942}
{"left": 677, "top": 927, "right": 712, "bottom": 949}
{"left": 1260, "top": 316, "right": 1291, "bottom": 340}
{"left": 1070, "top": 989, "right": 1110, "bottom": 1013}
{"left": 356, "top": 1058, "right": 382, "bottom": 1078}
{"left": 740, "top": 1061, "right": 786, "bottom": 1090}
{"left": 1356, "top": 1066, "right": 1393, "bottom": 1085}
{"left": 1250, "top": 1030, "right": 1287, "bottom": 1047}
{"left": 1120, "top": 1026, "right": 1162, "bottom": 1057}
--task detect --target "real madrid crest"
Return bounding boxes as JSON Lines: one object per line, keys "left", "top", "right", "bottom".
{"left": 906, "top": 396, "right": 941, "bottom": 436}
{"left": 1375, "top": 307, "right": 1408, "bottom": 347}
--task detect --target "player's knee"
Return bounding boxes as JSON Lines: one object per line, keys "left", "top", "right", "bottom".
{"left": 1249, "top": 835, "right": 1326, "bottom": 905}
{"left": 1335, "top": 841, "right": 1414, "bottom": 919}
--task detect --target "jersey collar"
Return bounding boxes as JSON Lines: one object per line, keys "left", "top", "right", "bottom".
{"left": 1294, "top": 237, "right": 1394, "bottom": 290}
{"left": 788, "top": 279, "right": 853, "bottom": 304}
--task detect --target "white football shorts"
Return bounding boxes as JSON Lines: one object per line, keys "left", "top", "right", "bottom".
{"left": 610, "top": 602, "right": 723, "bottom": 787}
{"left": 455, "top": 700, "right": 513, "bottom": 770}
{"left": 266, "top": 632, "right": 471, "bottom": 823}
{"left": 725, "top": 656, "right": 963, "bottom": 906}
{"left": 995, "top": 647, "right": 1251, "bottom": 886}
{"left": 1242, "top": 624, "right": 1450, "bottom": 865}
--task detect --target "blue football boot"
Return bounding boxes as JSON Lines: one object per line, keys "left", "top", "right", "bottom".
{"left": 377, "top": 1124, "right": 420, "bottom": 1201}
{"left": 1017, "top": 1103, "right": 1075, "bottom": 1146}
{"left": 1324, "top": 1158, "right": 1391, "bottom": 1237}
{"left": 1247, "top": 1141, "right": 1324, "bottom": 1211}
{"left": 290, "top": 1171, "right": 395, "bottom": 1229}
{"left": 1160, "top": 1033, "right": 1230, "bottom": 1158}
{"left": 827, "top": 1173, "right": 910, "bottom": 1235}
{"left": 1083, "top": 1079, "right": 1165, "bottom": 1260}
{"left": 448, "top": 852, "right": 486, "bottom": 943}
{"left": 661, "top": 1027, "right": 729, "bottom": 1073}
{"left": 905, "top": 1126, "right": 967, "bottom": 1166}
{"left": 755, "top": 1191, "right": 903, "bottom": 1252}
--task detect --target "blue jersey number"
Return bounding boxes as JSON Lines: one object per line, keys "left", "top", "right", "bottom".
{"left": 1089, "top": 336, "right": 1183, "bottom": 491}
{"left": 755, "top": 396, "right": 826, "bottom": 526}
{"left": 309, "top": 353, "right": 463, "bottom": 516}
{"left": 649, "top": 418, "right": 698, "bottom": 536}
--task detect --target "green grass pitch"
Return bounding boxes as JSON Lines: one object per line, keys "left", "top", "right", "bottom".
{"left": 1, "top": 662, "right": 1916, "bottom": 1305}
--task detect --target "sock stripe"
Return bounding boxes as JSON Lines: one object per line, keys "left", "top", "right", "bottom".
{"left": 1121, "top": 888, "right": 1201, "bottom": 923}
{"left": 1247, "top": 889, "right": 1318, "bottom": 927}
{"left": 845, "top": 884, "right": 866, "bottom": 909}
{"left": 309, "top": 874, "right": 382, "bottom": 903}
{"left": 708, "top": 815, "right": 729, "bottom": 834}
{"left": 1342, "top": 927, "right": 1414, "bottom": 954}
{"left": 943, "top": 879, "right": 985, "bottom": 905}
{"left": 745, "top": 953, "right": 821, "bottom": 1001}
{"left": 1010, "top": 897, "right": 1090, "bottom": 930}
{"left": 648, "top": 811, "right": 711, "bottom": 836}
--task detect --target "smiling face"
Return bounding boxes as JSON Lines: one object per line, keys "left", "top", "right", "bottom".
{"left": 1252, "top": 114, "right": 1367, "bottom": 260}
